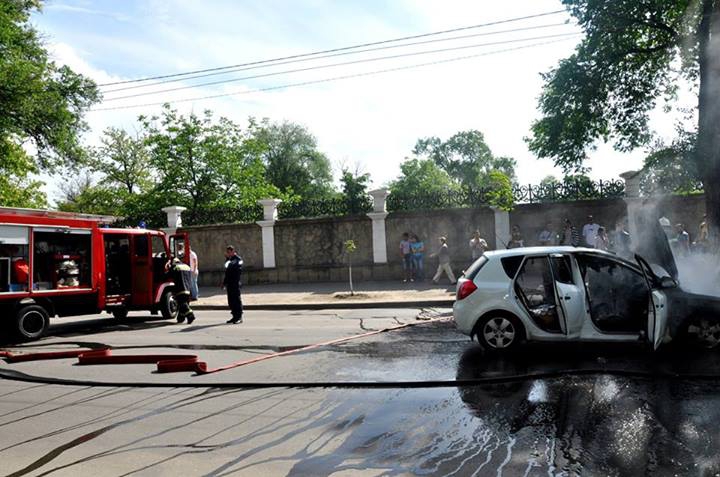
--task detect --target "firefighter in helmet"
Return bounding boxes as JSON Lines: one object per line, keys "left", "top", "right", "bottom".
{"left": 165, "top": 255, "right": 196, "bottom": 324}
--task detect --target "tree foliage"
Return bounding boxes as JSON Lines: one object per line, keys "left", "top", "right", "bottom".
{"left": 527, "top": 1, "right": 698, "bottom": 169}
{"left": 142, "top": 106, "right": 283, "bottom": 213}
{"left": 254, "top": 120, "right": 334, "bottom": 199}
{"left": 0, "top": 140, "right": 47, "bottom": 208}
{"left": 0, "top": 0, "right": 99, "bottom": 170}
{"left": 640, "top": 131, "right": 703, "bottom": 195}
{"left": 389, "top": 158, "right": 459, "bottom": 196}
{"left": 0, "top": 0, "right": 99, "bottom": 207}
{"left": 527, "top": 0, "right": 720, "bottom": 239}
{"left": 413, "top": 130, "right": 516, "bottom": 189}
{"left": 91, "top": 128, "right": 152, "bottom": 195}
{"left": 340, "top": 167, "right": 371, "bottom": 214}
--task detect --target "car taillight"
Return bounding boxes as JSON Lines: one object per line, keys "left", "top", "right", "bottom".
{"left": 457, "top": 280, "right": 477, "bottom": 300}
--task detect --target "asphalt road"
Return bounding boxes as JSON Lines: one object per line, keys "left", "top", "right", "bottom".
{"left": 3, "top": 309, "right": 720, "bottom": 476}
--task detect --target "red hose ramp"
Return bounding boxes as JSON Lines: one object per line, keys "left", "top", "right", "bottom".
{"left": 0, "top": 316, "right": 450, "bottom": 375}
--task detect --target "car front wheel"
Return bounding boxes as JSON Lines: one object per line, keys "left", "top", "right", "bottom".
{"left": 477, "top": 315, "right": 523, "bottom": 351}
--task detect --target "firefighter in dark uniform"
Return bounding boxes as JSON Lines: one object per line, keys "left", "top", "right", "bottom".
{"left": 166, "top": 256, "right": 197, "bottom": 324}
{"left": 222, "top": 245, "right": 244, "bottom": 324}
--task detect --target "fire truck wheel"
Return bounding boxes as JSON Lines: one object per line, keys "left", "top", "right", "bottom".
{"left": 15, "top": 305, "right": 50, "bottom": 341}
{"left": 160, "top": 290, "right": 179, "bottom": 320}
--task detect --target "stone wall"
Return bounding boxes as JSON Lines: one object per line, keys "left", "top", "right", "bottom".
{"left": 385, "top": 207, "right": 496, "bottom": 277}
{"left": 510, "top": 198, "right": 628, "bottom": 247}
{"left": 181, "top": 194, "right": 707, "bottom": 285}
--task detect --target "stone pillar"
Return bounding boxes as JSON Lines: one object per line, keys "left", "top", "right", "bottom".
{"left": 161, "top": 206, "right": 186, "bottom": 234}
{"left": 256, "top": 199, "right": 282, "bottom": 269}
{"left": 367, "top": 189, "right": 390, "bottom": 264}
{"left": 492, "top": 207, "right": 511, "bottom": 249}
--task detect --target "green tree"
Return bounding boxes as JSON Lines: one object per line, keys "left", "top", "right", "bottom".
{"left": 484, "top": 170, "right": 514, "bottom": 211}
{"left": 142, "top": 106, "right": 282, "bottom": 213}
{"left": 527, "top": 0, "right": 720, "bottom": 238}
{"left": 413, "top": 130, "right": 516, "bottom": 189}
{"left": 340, "top": 167, "right": 371, "bottom": 214}
{"left": 56, "top": 173, "right": 120, "bottom": 215}
{"left": 640, "top": 131, "right": 703, "bottom": 195}
{"left": 91, "top": 128, "right": 152, "bottom": 195}
{"left": 0, "top": 140, "right": 47, "bottom": 208}
{"left": 0, "top": 0, "right": 99, "bottom": 173}
{"left": 254, "top": 120, "right": 334, "bottom": 199}
{"left": 389, "top": 158, "right": 459, "bottom": 196}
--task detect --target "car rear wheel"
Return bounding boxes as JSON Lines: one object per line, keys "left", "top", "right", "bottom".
{"left": 15, "top": 305, "right": 50, "bottom": 341}
{"left": 685, "top": 318, "right": 720, "bottom": 348}
{"left": 477, "top": 315, "right": 523, "bottom": 351}
{"left": 160, "top": 290, "right": 179, "bottom": 321}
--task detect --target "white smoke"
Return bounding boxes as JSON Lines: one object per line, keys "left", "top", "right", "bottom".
{"left": 675, "top": 253, "right": 720, "bottom": 296}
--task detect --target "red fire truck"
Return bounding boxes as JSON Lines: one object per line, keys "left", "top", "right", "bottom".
{"left": 0, "top": 207, "right": 190, "bottom": 341}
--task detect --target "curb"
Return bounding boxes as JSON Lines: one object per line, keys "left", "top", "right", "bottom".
{"left": 193, "top": 299, "right": 455, "bottom": 311}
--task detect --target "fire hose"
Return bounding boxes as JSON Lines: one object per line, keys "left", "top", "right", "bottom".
{"left": 0, "top": 318, "right": 446, "bottom": 376}
{"left": 3, "top": 317, "right": 720, "bottom": 389}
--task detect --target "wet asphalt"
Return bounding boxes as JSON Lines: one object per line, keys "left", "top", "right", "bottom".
{"left": 2, "top": 309, "right": 720, "bottom": 476}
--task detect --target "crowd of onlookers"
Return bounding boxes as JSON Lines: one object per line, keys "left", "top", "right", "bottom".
{"left": 400, "top": 213, "right": 712, "bottom": 285}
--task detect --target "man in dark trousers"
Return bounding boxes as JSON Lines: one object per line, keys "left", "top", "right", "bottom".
{"left": 166, "top": 256, "right": 196, "bottom": 324}
{"left": 222, "top": 245, "right": 244, "bottom": 324}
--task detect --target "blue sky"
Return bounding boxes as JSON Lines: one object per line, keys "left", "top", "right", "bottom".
{"left": 31, "top": 0, "right": 691, "bottom": 199}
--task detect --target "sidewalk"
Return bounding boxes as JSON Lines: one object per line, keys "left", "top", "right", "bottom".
{"left": 194, "top": 280, "right": 457, "bottom": 310}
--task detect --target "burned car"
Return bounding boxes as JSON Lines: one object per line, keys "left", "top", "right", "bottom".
{"left": 453, "top": 241, "right": 720, "bottom": 351}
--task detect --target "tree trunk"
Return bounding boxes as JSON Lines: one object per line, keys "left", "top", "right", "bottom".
{"left": 696, "top": 0, "right": 720, "bottom": 247}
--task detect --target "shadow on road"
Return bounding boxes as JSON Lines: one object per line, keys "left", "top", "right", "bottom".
{"left": 0, "top": 315, "right": 176, "bottom": 346}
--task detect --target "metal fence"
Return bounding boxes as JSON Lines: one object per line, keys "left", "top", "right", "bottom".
{"left": 277, "top": 196, "right": 372, "bottom": 219}
{"left": 115, "top": 179, "right": 626, "bottom": 227}
{"left": 513, "top": 179, "right": 625, "bottom": 204}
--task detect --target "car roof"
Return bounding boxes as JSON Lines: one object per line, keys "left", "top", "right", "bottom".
{"left": 484, "top": 246, "right": 599, "bottom": 258}
{"left": 484, "top": 246, "right": 642, "bottom": 270}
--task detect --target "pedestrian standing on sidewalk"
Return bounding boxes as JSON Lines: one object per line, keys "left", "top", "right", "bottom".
{"left": 432, "top": 236, "right": 456, "bottom": 285}
{"left": 507, "top": 225, "right": 524, "bottom": 249}
{"left": 222, "top": 245, "right": 244, "bottom": 324}
{"left": 189, "top": 248, "right": 199, "bottom": 300}
{"left": 582, "top": 215, "right": 600, "bottom": 248}
{"left": 469, "top": 230, "right": 488, "bottom": 260}
{"left": 410, "top": 234, "right": 425, "bottom": 281}
{"left": 400, "top": 232, "right": 412, "bottom": 283}
{"left": 560, "top": 219, "right": 580, "bottom": 246}
{"left": 595, "top": 227, "right": 610, "bottom": 251}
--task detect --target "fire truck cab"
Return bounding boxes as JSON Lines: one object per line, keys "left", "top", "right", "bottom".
{"left": 0, "top": 207, "right": 190, "bottom": 341}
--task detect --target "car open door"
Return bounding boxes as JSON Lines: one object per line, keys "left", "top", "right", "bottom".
{"left": 636, "top": 254, "right": 669, "bottom": 350}
{"left": 549, "top": 254, "right": 585, "bottom": 337}
{"left": 169, "top": 233, "right": 191, "bottom": 265}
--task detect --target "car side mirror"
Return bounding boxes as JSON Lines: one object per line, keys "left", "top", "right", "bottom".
{"left": 660, "top": 276, "right": 677, "bottom": 289}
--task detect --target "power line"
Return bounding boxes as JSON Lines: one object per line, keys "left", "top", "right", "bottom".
{"left": 97, "top": 9, "right": 566, "bottom": 87}
{"left": 91, "top": 36, "right": 579, "bottom": 112}
{"left": 101, "top": 32, "right": 580, "bottom": 102}
{"left": 101, "top": 22, "right": 574, "bottom": 93}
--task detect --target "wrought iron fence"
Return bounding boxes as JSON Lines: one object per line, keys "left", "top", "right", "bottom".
{"left": 122, "top": 179, "right": 626, "bottom": 227}
{"left": 182, "top": 205, "right": 263, "bottom": 226}
{"left": 278, "top": 196, "right": 372, "bottom": 219}
{"left": 387, "top": 189, "right": 492, "bottom": 212}
{"left": 513, "top": 179, "right": 625, "bottom": 203}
